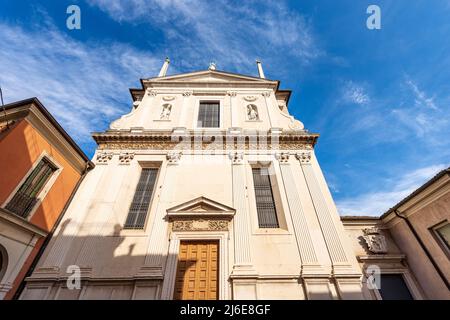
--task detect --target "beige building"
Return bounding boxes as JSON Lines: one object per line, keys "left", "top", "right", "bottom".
{"left": 342, "top": 167, "right": 450, "bottom": 300}
{"left": 19, "top": 61, "right": 449, "bottom": 300}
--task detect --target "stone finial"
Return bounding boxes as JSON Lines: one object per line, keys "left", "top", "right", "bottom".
{"left": 256, "top": 59, "right": 265, "bottom": 78}
{"left": 208, "top": 62, "right": 216, "bottom": 71}
{"left": 158, "top": 57, "right": 170, "bottom": 77}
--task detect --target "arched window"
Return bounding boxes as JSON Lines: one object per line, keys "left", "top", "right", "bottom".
{"left": 0, "top": 244, "right": 8, "bottom": 282}
{"left": 247, "top": 104, "right": 259, "bottom": 121}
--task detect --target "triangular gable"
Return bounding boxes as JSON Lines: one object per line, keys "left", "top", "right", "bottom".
{"left": 166, "top": 196, "right": 235, "bottom": 219}
{"left": 146, "top": 70, "right": 276, "bottom": 84}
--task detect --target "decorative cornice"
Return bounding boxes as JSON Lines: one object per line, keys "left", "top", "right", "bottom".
{"left": 93, "top": 131, "right": 319, "bottom": 151}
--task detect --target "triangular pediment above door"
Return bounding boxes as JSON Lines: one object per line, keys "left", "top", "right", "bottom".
{"left": 166, "top": 196, "right": 235, "bottom": 219}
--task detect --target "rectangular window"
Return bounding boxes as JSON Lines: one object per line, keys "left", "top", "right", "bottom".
{"left": 433, "top": 222, "right": 450, "bottom": 251}
{"left": 5, "top": 158, "right": 57, "bottom": 218}
{"left": 124, "top": 168, "right": 158, "bottom": 229}
{"left": 378, "top": 274, "right": 413, "bottom": 300}
{"left": 197, "top": 102, "right": 220, "bottom": 128}
{"left": 252, "top": 167, "right": 279, "bottom": 228}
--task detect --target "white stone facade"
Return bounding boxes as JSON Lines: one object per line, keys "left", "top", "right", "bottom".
{"left": 21, "top": 68, "right": 365, "bottom": 299}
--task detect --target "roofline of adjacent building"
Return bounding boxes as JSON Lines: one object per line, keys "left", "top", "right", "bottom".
{"left": 380, "top": 166, "right": 450, "bottom": 219}
{"left": 1, "top": 97, "right": 94, "bottom": 167}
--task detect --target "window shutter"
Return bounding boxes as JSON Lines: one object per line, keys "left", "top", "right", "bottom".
{"left": 6, "top": 158, "right": 56, "bottom": 218}
{"left": 252, "top": 168, "right": 279, "bottom": 228}
{"left": 197, "top": 102, "right": 219, "bottom": 128}
{"left": 124, "top": 168, "right": 158, "bottom": 229}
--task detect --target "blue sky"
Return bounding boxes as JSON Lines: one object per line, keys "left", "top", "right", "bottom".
{"left": 1, "top": 0, "right": 449, "bottom": 216}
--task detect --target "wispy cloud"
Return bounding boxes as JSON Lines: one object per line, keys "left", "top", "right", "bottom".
{"left": 0, "top": 19, "right": 161, "bottom": 151}
{"left": 88, "top": 0, "right": 320, "bottom": 74}
{"left": 341, "top": 80, "right": 370, "bottom": 105}
{"left": 405, "top": 78, "right": 438, "bottom": 110}
{"left": 336, "top": 164, "right": 448, "bottom": 216}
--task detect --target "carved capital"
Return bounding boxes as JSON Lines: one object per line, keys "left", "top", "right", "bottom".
{"left": 227, "top": 91, "right": 237, "bottom": 97}
{"left": 96, "top": 152, "right": 113, "bottom": 164}
{"left": 261, "top": 91, "right": 271, "bottom": 97}
{"left": 167, "top": 151, "right": 182, "bottom": 164}
{"left": 229, "top": 151, "right": 244, "bottom": 165}
{"left": 147, "top": 89, "right": 157, "bottom": 97}
{"left": 182, "top": 91, "right": 193, "bottom": 97}
{"left": 119, "top": 152, "right": 134, "bottom": 165}
{"left": 275, "top": 152, "right": 290, "bottom": 164}
{"left": 363, "top": 228, "right": 387, "bottom": 254}
{"left": 295, "top": 151, "right": 311, "bottom": 164}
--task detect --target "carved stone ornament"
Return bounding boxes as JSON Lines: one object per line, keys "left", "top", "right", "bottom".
{"left": 118, "top": 152, "right": 134, "bottom": 165}
{"left": 275, "top": 152, "right": 290, "bottom": 164}
{"left": 229, "top": 151, "right": 244, "bottom": 164}
{"left": 227, "top": 91, "right": 237, "bottom": 97}
{"left": 172, "top": 219, "right": 229, "bottom": 232}
{"left": 96, "top": 152, "right": 113, "bottom": 164}
{"left": 132, "top": 100, "right": 141, "bottom": 109}
{"left": 147, "top": 89, "right": 157, "bottom": 96}
{"left": 167, "top": 151, "right": 182, "bottom": 164}
{"left": 182, "top": 91, "right": 193, "bottom": 97}
{"left": 243, "top": 95, "right": 257, "bottom": 102}
{"left": 295, "top": 151, "right": 311, "bottom": 164}
{"left": 363, "top": 227, "right": 387, "bottom": 254}
{"left": 247, "top": 104, "right": 259, "bottom": 121}
{"left": 160, "top": 104, "right": 172, "bottom": 120}
{"left": 261, "top": 91, "right": 271, "bottom": 97}
{"left": 162, "top": 96, "right": 175, "bottom": 101}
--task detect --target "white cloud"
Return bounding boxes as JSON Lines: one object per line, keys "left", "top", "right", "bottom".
{"left": 0, "top": 20, "right": 161, "bottom": 145}
{"left": 342, "top": 81, "right": 370, "bottom": 105}
{"left": 336, "top": 164, "right": 448, "bottom": 216}
{"left": 87, "top": 0, "right": 320, "bottom": 74}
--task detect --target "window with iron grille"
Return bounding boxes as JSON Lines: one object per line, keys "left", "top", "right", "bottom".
{"left": 5, "top": 157, "right": 57, "bottom": 218}
{"left": 197, "top": 102, "right": 220, "bottom": 128}
{"left": 252, "top": 167, "right": 279, "bottom": 228}
{"left": 124, "top": 168, "right": 158, "bottom": 229}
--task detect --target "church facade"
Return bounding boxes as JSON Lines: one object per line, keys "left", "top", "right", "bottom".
{"left": 19, "top": 61, "right": 435, "bottom": 300}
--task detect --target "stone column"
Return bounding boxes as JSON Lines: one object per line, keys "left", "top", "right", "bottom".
{"left": 229, "top": 151, "right": 256, "bottom": 276}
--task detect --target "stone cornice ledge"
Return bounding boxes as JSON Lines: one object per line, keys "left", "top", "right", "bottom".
{"left": 0, "top": 207, "right": 48, "bottom": 237}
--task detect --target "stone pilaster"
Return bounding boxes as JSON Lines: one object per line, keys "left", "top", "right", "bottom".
{"left": 277, "top": 153, "right": 318, "bottom": 266}
{"left": 229, "top": 151, "right": 257, "bottom": 276}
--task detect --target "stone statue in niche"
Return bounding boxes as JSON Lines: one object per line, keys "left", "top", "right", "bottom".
{"left": 247, "top": 104, "right": 259, "bottom": 120}
{"left": 160, "top": 103, "right": 172, "bottom": 120}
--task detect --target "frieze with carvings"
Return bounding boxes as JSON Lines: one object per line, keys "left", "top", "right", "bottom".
{"left": 172, "top": 219, "right": 229, "bottom": 231}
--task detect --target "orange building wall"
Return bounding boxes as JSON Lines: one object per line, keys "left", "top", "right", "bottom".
{"left": 0, "top": 118, "right": 82, "bottom": 231}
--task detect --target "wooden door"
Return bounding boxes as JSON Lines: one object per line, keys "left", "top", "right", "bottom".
{"left": 173, "top": 240, "right": 219, "bottom": 300}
